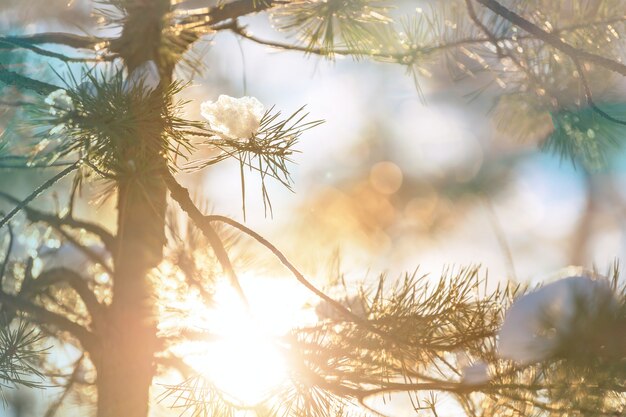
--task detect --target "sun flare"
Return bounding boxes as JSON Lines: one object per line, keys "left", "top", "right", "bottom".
{"left": 175, "top": 274, "right": 316, "bottom": 406}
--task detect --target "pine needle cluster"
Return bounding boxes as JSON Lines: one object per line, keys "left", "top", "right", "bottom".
{"left": 33, "top": 71, "right": 200, "bottom": 178}
{"left": 0, "top": 319, "right": 47, "bottom": 394}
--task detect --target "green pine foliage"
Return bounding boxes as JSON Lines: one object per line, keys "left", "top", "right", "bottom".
{"left": 191, "top": 106, "right": 323, "bottom": 216}
{"left": 544, "top": 104, "right": 626, "bottom": 170}
{"left": 33, "top": 71, "right": 198, "bottom": 176}
{"left": 274, "top": 0, "right": 393, "bottom": 55}
{"left": 0, "top": 319, "right": 47, "bottom": 395}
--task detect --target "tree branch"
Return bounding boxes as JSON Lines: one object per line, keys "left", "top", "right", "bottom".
{"left": 0, "top": 222, "right": 14, "bottom": 288}
{"left": 163, "top": 172, "right": 249, "bottom": 306}
{"left": 230, "top": 22, "right": 493, "bottom": 60}
{"left": 0, "top": 162, "right": 80, "bottom": 231}
{"left": 25, "top": 267, "right": 104, "bottom": 326}
{"left": 195, "top": 214, "right": 411, "bottom": 346}
{"left": 0, "top": 64, "right": 60, "bottom": 95}
{"left": 464, "top": 0, "right": 503, "bottom": 57}
{"left": 44, "top": 354, "right": 85, "bottom": 417}
{"left": 475, "top": 0, "right": 626, "bottom": 76}
{"left": 0, "top": 38, "right": 103, "bottom": 63}
{"left": 0, "top": 33, "right": 103, "bottom": 50}
{"left": 0, "top": 190, "right": 116, "bottom": 253}
{"left": 179, "top": 0, "right": 287, "bottom": 28}
{"left": 572, "top": 58, "right": 626, "bottom": 126}
{"left": 0, "top": 291, "right": 96, "bottom": 351}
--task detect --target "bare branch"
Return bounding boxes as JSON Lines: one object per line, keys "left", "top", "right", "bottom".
{"left": 44, "top": 354, "right": 85, "bottom": 417}
{"left": 0, "top": 162, "right": 80, "bottom": 231}
{"left": 164, "top": 171, "right": 249, "bottom": 307}
{"left": 190, "top": 213, "right": 411, "bottom": 346}
{"left": 0, "top": 291, "right": 97, "bottom": 351}
{"left": 0, "top": 64, "right": 60, "bottom": 95}
{"left": 464, "top": 0, "right": 503, "bottom": 57}
{"left": 230, "top": 22, "right": 492, "bottom": 60}
{"left": 0, "top": 190, "right": 116, "bottom": 253}
{"left": 572, "top": 58, "right": 626, "bottom": 126}
{"left": 0, "top": 222, "right": 14, "bottom": 288}
{"left": 0, "top": 33, "right": 104, "bottom": 50}
{"left": 0, "top": 38, "right": 104, "bottom": 63}
{"left": 25, "top": 267, "right": 104, "bottom": 326}
{"left": 179, "top": 0, "right": 288, "bottom": 28}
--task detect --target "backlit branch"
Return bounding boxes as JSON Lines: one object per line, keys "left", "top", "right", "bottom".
{"left": 181, "top": 211, "right": 410, "bottom": 346}
{"left": 179, "top": 0, "right": 287, "bottom": 28}
{"left": 0, "top": 190, "right": 116, "bottom": 253}
{"left": 26, "top": 267, "right": 104, "bottom": 326}
{"left": 164, "top": 172, "right": 248, "bottom": 306}
{"left": 44, "top": 353, "right": 86, "bottom": 417}
{"left": 0, "top": 64, "right": 60, "bottom": 95}
{"left": 0, "top": 33, "right": 104, "bottom": 50}
{"left": 572, "top": 58, "right": 626, "bottom": 126}
{"left": 0, "top": 38, "right": 104, "bottom": 62}
{"left": 475, "top": 0, "right": 626, "bottom": 76}
{"left": 0, "top": 222, "right": 14, "bottom": 288}
{"left": 0, "top": 162, "right": 80, "bottom": 231}
{"left": 0, "top": 291, "right": 96, "bottom": 351}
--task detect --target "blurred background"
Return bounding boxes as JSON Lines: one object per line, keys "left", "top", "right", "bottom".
{"left": 1, "top": 0, "right": 626, "bottom": 415}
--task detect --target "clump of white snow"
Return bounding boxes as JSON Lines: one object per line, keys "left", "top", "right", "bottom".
{"left": 200, "top": 95, "right": 265, "bottom": 140}
{"left": 461, "top": 361, "right": 490, "bottom": 385}
{"left": 45, "top": 89, "right": 74, "bottom": 116}
{"left": 498, "top": 274, "right": 615, "bottom": 364}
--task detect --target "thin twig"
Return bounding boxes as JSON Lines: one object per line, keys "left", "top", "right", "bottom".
{"left": 0, "top": 39, "right": 103, "bottom": 63}
{"left": 0, "top": 33, "right": 104, "bottom": 49}
{"left": 0, "top": 64, "right": 60, "bottom": 95}
{"left": 44, "top": 354, "right": 85, "bottom": 417}
{"left": 0, "top": 222, "right": 14, "bottom": 288}
{"left": 178, "top": 0, "right": 288, "bottom": 28}
{"left": 204, "top": 214, "right": 412, "bottom": 345}
{"left": 0, "top": 190, "right": 116, "bottom": 252}
{"left": 0, "top": 162, "right": 80, "bottom": 231}
{"left": 573, "top": 58, "right": 626, "bottom": 126}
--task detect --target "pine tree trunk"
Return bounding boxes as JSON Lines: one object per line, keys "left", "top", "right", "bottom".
{"left": 89, "top": 1, "right": 172, "bottom": 415}
{"left": 95, "top": 167, "right": 167, "bottom": 417}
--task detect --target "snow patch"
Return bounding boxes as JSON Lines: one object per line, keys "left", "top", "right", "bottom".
{"left": 201, "top": 95, "right": 265, "bottom": 140}
{"left": 498, "top": 275, "right": 615, "bottom": 364}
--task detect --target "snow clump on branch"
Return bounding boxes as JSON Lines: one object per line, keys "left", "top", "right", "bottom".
{"left": 45, "top": 89, "right": 74, "bottom": 116}
{"left": 200, "top": 95, "right": 265, "bottom": 140}
{"left": 498, "top": 274, "right": 616, "bottom": 364}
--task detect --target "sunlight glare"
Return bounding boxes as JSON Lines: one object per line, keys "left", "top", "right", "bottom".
{"left": 182, "top": 275, "right": 312, "bottom": 406}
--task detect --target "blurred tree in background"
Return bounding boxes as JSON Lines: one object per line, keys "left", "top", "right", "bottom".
{"left": 1, "top": 0, "right": 626, "bottom": 416}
